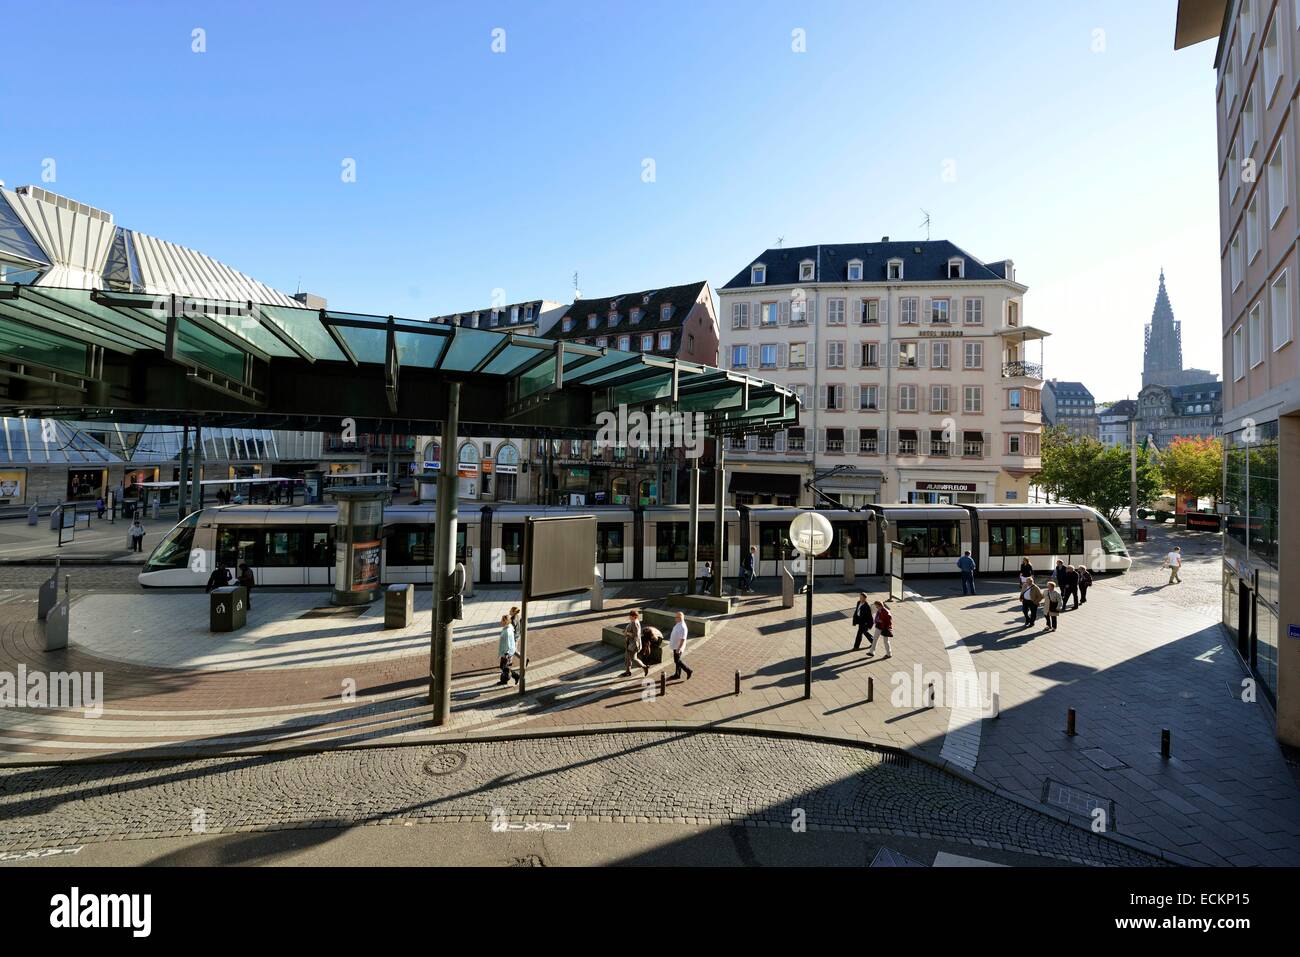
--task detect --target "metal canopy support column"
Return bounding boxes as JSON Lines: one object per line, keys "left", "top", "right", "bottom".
{"left": 193, "top": 425, "right": 204, "bottom": 510}
{"left": 178, "top": 426, "right": 190, "bottom": 520}
{"left": 430, "top": 382, "right": 461, "bottom": 726}
{"left": 687, "top": 455, "right": 700, "bottom": 594}
{"left": 712, "top": 439, "right": 724, "bottom": 599}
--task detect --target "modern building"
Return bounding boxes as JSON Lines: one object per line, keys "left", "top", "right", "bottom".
{"left": 1042, "top": 380, "right": 1099, "bottom": 438}
{"left": 1143, "top": 269, "right": 1218, "bottom": 387}
{"left": 1135, "top": 381, "right": 1224, "bottom": 448}
{"left": 1176, "top": 0, "right": 1299, "bottom": 744}
{"left": 716, "top": 240, "right": 1047, "bottom": 506}
{"left": 1097, "top": 398, "right": 1138, "bottom": 448}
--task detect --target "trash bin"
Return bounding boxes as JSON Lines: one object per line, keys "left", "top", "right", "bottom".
{"left": 27, "top": 504, "right": 38, "bottom": 526}
{"left": 385, "top": 583, "right": 413, "bottom": 629}
{"left": 150, "top": 499, "right": 160, "bottom": 520}
{"left": 1137, "top": 527, "right": 1147, "bottom": 543}
{"left": 210, "top": 585, "right": 247, "bottom": 632}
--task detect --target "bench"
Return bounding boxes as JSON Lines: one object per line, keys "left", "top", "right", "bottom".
{"left": 666, "top": 592, "right": 733, "bottom": 616}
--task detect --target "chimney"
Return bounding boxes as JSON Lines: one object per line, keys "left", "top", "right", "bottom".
{"left": 293, "top": 292, "right": 327, "bottom": 310}
{"left": 881, "top": 236, "right": 889, "bottom": 242}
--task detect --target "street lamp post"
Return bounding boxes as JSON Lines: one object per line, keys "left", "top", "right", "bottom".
{"left": 788, "top": 511, "right": 833, "bottom": 701}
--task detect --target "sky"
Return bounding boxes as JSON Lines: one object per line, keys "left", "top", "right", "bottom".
{"left": 0, "top": 0, "right": 1222, "bottom": 402}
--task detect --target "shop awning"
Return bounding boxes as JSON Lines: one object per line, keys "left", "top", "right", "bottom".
{"left": 728, "top": 471, "right": 802, "bottom": 496}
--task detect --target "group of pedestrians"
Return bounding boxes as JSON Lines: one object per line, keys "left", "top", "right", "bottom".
{"left": 497, "top": 605, "right": 523, "bottom": 685}
{"left": 850, "top": 593, "right": 895, "bottom": 658}
{"left": 1016, "top": 557, "right": 1094, "bottom": 632}
{"left": 620, "top": 608, "right": 693, "bottom": 680}
{"left": 203, "top": 561, "right": 257, "bottom": 607}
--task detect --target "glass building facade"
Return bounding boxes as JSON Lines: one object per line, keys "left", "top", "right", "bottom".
{"left": 1221, "top": 420, "right": 1280, "bottom": 703}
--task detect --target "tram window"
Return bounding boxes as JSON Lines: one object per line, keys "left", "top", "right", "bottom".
{"left": 831, "top": 522, "right": 870, "bottom": 559}
{"left": 502, "top": 524, "right": 524, "bottom": 565}
{"left": 989, "top": 523, "right": 1015, "bottom": 557}
{"left": 897, "top": 524, "right": 929, "bottom": 558}
{"left": 656, "top": 522, "right": 715, "bottom": 563}
{"left": 307, "top": 530, "right": 332, "bottom": 567}
{"left": 1052, "top": 523, "right": 1084, "bottom": 555}
{"left": 263, "top": 528, "right": 301, "bottom": 566}
{"left": 387, "top": 525, "right": 432, "bottom": 565}
{"left": 596, "top": 524, "right": 624, "bottom": 564}
{"left": 1021, "top": 524, "right": 1050, "bottom": 555}
{"left": 217, "top": 526, "right": 259, "bottom": 567}
{"left": 759, "top": 523, "right": 789, "bottom": 561}
{"left": 929, "top": 523, "right": 959, "bottom": 557}
{"left": 145, "top": 512, "right": 199, "bottom": 571}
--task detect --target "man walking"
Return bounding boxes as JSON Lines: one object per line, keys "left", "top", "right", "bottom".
{"left": 851, "top": 592, "right": 872, "bottom": 650}
{"left": 957, "top": 550, "right": 976, "bottom": 596}
{"left": 1165, "top": 545, "right": 1183, "bottom": 584}
{"left": 1020, "top": 576, "right": 1043, "bottom": 627}
{"left": 621, "top": 609, "right": 643, "bottom": 677}
{"left": 669, "top": 611, "right": 693, "bottom": 680}
{"left": 739, "top": 545, "right": 757, "bottom": 593}
{"left": 1061, "top": 563, "right": 1080, "bottom": 610}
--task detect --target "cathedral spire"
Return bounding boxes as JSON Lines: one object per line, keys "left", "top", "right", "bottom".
{"left": 1144, "top": 269, "right": 1184, "bottom": 387}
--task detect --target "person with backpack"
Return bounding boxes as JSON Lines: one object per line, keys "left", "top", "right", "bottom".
{"left": 640, "top": 624, "right": 664, "bottom": 677}
{"left": 1043, "top": 581, "right": 1063, "bottom": 631}
{"left": 1020, "top": 576, "right": 1043, "bottom": 627}
{"left": 497, "top": 613, "right": 519, "bottom": 686}
{"left": 867, "top": 601, "right": 893, "bottom": 659}
{"left": 851, "top": 592, "right": 872, "bottom": 650}
{"left": 1076, "top": 564, "right": 1093, "bottom": 604}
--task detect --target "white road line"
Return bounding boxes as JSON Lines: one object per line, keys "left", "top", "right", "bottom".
{"left": 905, "top": 588, "right": 983, "bottom": 772}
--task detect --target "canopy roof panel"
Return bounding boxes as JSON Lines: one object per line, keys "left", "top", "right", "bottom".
{"left": 0, "top": 284, "right": 801, "bottom": 438}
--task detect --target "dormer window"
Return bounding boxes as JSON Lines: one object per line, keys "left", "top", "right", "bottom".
{"left": 887, "top": 259, "right": 904, "bottom": 281}
{"left": 525, "top": 304, "right": 534, "bottom": 320}
{"left": 947, "top": 258, "right": 964, "bottom": 279}
{"left": 751, "top": 263, "right": 767, "bottom": 284}
{"left": 608, "top": 311, "right": 619, "bottom": 327}
{"left": 660, "top": 304, "right": 672, "bottom": 321}
{"left": 587, "top": 314, "right": 599, "bottom": 329}
{"left": 630, "top": 307, "right": 641, "bottom": 324}
{"left": 510, "top": 305, "right": 520, "bottom": 323}
{"left": 847, "top": 259, "right": 863, "bottom": 281}
{"left": 562, "top": 316, "right": 575, "bottom": 333}
{"left": 799, "top": 259, "right": 814, "bottom": 282}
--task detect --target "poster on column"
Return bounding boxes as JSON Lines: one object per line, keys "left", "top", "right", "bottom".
{"left": 0, "top": 468, "right": 26, "bottom": 504}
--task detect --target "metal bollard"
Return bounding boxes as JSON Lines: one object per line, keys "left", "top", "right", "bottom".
{"left": 1161, "top": 728, "right": 1171, "bottom": 760}
{"left": 927, "top": 681, "right": 935, "bottom": 708}
{"left": 1067, "top": 708, "right": 1077, "bottom": 737}
{"left": 658, "top": 672, "right": 666, "bottom": 698}
{"left": 990, "top": 692, "right": 1000, "bottom": 719}
{"left": 867, "top": 676, "right": 874, "bottom": 703}
{"left": 734, "top": 670, "right": 740, "bottom": 696}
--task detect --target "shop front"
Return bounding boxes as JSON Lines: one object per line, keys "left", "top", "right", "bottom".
{"left": 66, "top": 468, "right": 107, "bottom": 502}
{"left": 727, "top": 469, "right": 805, "bottom": 507}
{"left": 899, "top": 472, "right": 995, "bottom": 505}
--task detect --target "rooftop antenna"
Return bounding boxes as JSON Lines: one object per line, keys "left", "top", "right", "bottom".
{"left": 776, "top": 236, "right": 785, "bottom": 248}
{"left": 918, "top": 209, "right": 932, "bottom": 241}
{"left": 572, "top": 271, "right": 581, "bottom": 300}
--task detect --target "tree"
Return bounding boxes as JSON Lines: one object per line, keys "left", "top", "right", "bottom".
{"left": 1089, "top": 442, "right": 1162, "bottom": 523}
{"left": 1158, "top": 436, "right": 1223, "bottom": 502}
{"left": 1037, "top": 425, "right": 1161, "bottom": 522}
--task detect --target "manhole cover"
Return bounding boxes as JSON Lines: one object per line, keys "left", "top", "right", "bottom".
{"left": 1080, "top": 748, "right": 1128, "bottom": 771}
{"left": 422, "top": 749, "right": 468, "bottom": 776}
{"left": 1041, "top": 778, "right": 1117, "bottom": 826}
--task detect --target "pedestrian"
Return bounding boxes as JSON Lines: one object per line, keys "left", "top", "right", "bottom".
{"left": 1165, "top": 545, "right": 1183, "bottom": 584}
{"left": 640, "top": 624, "right": 664, "bottom": 677}
{"left": 700, "top": 560, "right": 713, "bottom": 593}
{"left": 1043, "top": 581, "right": 1062, "bottom": 631}
{"left": 509, "top": 606, "right": 523, "bottom": 666}
{"left": 236, "top": 562, "right": 255, "bottom": 610}
{"left": 867, "top": 601, "right": 893, "bottom": 659}
{"left": 128, "top": 515, "right": 146, "bottom": 553}
{"left": 669, "top": 611, "right": 693, "bottom": 680}
{"left": 1019, "top": 556, "right": 1033, "bottom": 581}
{"left": 497, "top": 614, "right": 519, "bottom": 685}
{"left": 95, "top": 496, "right": 105, "bottom": 520}
{"left": 621, "top": 609, "right": 642, "bottom": 677}
{"left": 205, "top": 562, "right": 233, "bottom": 593}
{"left": 1062, "top": 563, "right": 1080, "bottom": 611}
{"left": 851, "top": 592, "right": 872, "bottom": 650}
{"left": 1076, "top": 564, "right": 1093, "bottom": 604}
{"left": 739, "top": 545, "right": 757, "bottom": 593}
{"left": 1020, "top": 576, "right": 1043, "bottom": 627}
{"left": 957, "top": 550, "right": 976, "bottom": 596}
{"left": 1052, "top": 559, "right": 1068, "bottom": 590}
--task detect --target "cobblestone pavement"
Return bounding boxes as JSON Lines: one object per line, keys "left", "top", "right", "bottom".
{"left": 0, "top": 732, "right": 1163, "bottom": 866}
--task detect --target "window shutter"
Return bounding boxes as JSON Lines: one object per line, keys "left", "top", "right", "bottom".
{"left": 846, "top": 430, "right": 859, "bottom": 454}
{"left": 747, "top": 434, "right": 758, "bottom": 451}
{"left": 817, "top": 428, "right": 827, "bottom": 452}
{"left": 890, "top": 342, "right": 900, "bottom": 368}
{"left": 880, "top": 298, "right": 889, "bottom": 324}
{"left": 806, "top": 341, "right": 815, "bottom": 367}
{"left": 777, "top": 343, "right": 788, "bottom": 367}
{"left": 775, "top": 431, "right": 786, "bottom": 452}
{"left": 917, "top": 342, "right": 927, "bottom": 368}
{"left": 808, "top": 298, "right": 817, "bottom": 325}
{"left": 853, "top": 385, "right": 860, "bottom": 409}
{"left": 922, "top": 297, "right": 932, "bottom": 323}
{"left": 854, "top": 298, "right": 864, "bottom": 323}
{"left": 889, "top": 429, "right": 898, "bottom": 453}
{"left": 779, "top": 300, "right": 790, "bottom": 325}
{"left": 721, "top": 348, "right": 729, "bottom": 369}
{"left": 818, "top": 385, "right": 828, "bottom": 410}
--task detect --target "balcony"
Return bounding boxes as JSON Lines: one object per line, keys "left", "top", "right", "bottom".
{"left": 1002, "top": 360, "right": 1043, "bottom": 379}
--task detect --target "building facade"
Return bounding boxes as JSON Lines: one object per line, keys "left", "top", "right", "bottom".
{"left": 1135, "top": 381, "right": 1224, "bottom": 448}
{"left": 1177, "top": 0, "right": 1300, "bottom": 744}
{"left": 1042, "top": 380, "right": 1099, "bottom": 438}
{"left": 716, "top": 240, "right": 1046, "bottom": 506}
{"left": 1097, "top": 399, "right": 1137, "bottom": 448}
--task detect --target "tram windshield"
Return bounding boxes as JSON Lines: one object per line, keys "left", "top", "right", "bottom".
{"left": 144, "top": 512, "right": 200, "bottom": 571}
{"left": 1096, "top": 514, "right": 1128, "bottom": 556}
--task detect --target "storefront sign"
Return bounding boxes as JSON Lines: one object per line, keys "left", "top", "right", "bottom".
{"left": 495, "top": 462, "right": 518, "bottom": 475}
{"left": 1289, "top": 624, "right": 1300, "bottom": 641}
{"left": 481, "top": 459, "right": 494, "bottom": 474}
{"left": 0, "top": 468, "right": 26, "bottom": 505}
{"left": 916, "top": 482, "right": 976, "bottom": 492}
{"left": 918, "top": 329, "right": 965, "bottom": 338}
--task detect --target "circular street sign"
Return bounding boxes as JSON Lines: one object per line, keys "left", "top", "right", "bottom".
{"left": 788, "top": 512, "right": 833, "bottom": 557}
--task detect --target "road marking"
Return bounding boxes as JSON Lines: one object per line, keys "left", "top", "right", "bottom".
{"left": 905, "top": 588, "right": 983, "bottom": 771}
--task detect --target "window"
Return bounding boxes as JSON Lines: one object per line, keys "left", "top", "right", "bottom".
{"left": 658, "top": 331, "right": 673, "bottom": 351}
{"left": 731, "top": 302, "right": 750, "bottom": 329}
{"left": 1008, "top": 433, "right": 1022, "bottom": 454}
{"left": 823, "top": 298, "right": 844, "bottom": 325}
{"left": 1008, "top": 388, "right": 1022, "bottom": 409}
{"left": 640, "top": 333, "right": 654, "bottom": 351}
{"left": 751, "top": 264, "right": 766, "bottom": 284}
{"left": 1231, "top": 232, "right": 1243, "bottom": 290}
{"left": 900, "top": 298, "right": 918, "bottom": 324}
{"left": 948, "top": 258, "right": 964, "bottom": 279}
{"left": 1247, "top": 193, "right": 1261, "bottom": 262}
{"left": 587, "top": 314, "right": 599, "bottom": 329}
{"left": 963, "top": 431, "right": 984, "bottom": 457}
{"left": 930, "top": 385, "right": 950, "bottom": 412}
{"left": 791, "top": 297, "right": 808, "bottom": 324}
{"left": 789, "top": 343, "right": 806, "bottom": 367}
{"left": 859, "top": 385, "right": 879, "bottom": 410}
{"left": 897, "top": 429, "right": 918, "bottom": 454}
{"left": 787, "top": 428, "right": 805, "bottom": 451}
{"left": 660, "top": 304, "right": 672, "bottom": 321}
{"left": 887, "top": 259, "right": 903, "bottom": 280}
{"left": 630, "top": 307, "right": 641, "bottom": 324}
{"left": 618, "top": 334, "right": 631, "bottom": 351}
{"left": 859, "top": 341, "right": 879, "bottom": 368}
{"left": 930, "top": 298, "right": 950, "bottom": 324}
{"left": 898, "top": 384, "right": 918, "bottom": 412}
{"left": 799, "top": 260, "right": 814, "bottom": 281}
{"left": 731, "top": 344, "right": 749, "bottom": 369}
{"left": 1249, "top": 303, "right": 1263, "bottom": 367}
{"left": 929, "top": 431, "right": 949, "bottom": 456}
{"left": 823, "top": 384, "right": 844, "bottom": 411}
{"left": 1244, "top": 86, "right": 1257, "bottom": 153}
{"left": 859, "top": 428, "right": 879, "bottom": 453}
{"left": 1264, "top": 16, "right": 1282, "bottom": 102}
{"left": 687, "top": 333, "right": 695, "bottom": 353}
{"left": 562, "top": 316, "right": 574, "bottom": 333}
{"left": 1225, "top": 50, "right": 1237, "bottom": 108}
{"left": 898, "top": 341, "right": 919, "bottom": 367}
{"left": 758, "top": 433, "right": 775, "bottom": 451}
{"left": 826, "top": 428, "right": 845, "bottom": 453}
{"left": 859, "top": 298, "right": 879, "bottom": 324}
{"left": 1242, "top": 1, "right": 1256, "bottom": 52}
{"left": 760, "top": 343, "right": 779, "bottom": 368}
{"left": 1231, "top": 136, "right": 1242, "bottom": 200}
{"left": 963, "top": 341, "right": 983, "bottom": 369}
{"left": 964, "top": 385, "right": 983, "bottom": 413}
{"left": 760, "top": 302, "right": 779, "bottom": 326}
{"left": 1268, "top": 138, "right": 1287, "bottom": 225}
{"left": 964, "top": 297, "right": 983, "bottom": 325}
{"left": 827, "top": 341, "right": 846, "bottom": 368}
{"left": 848, "top": 260, "right": 863, "bottom": 281}
{"left": 1272, "top": 270, "right": 1292, "bottom": 349}
{"left": 930, "top": 341, "right": 949, "bottom": 369}
{"left": 595, "top": 336, "right": 608, "bottom": 348}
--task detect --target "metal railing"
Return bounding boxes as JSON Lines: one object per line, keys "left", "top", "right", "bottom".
{"left": 1001, "top": 360, "right": 1043, "bottom": 378}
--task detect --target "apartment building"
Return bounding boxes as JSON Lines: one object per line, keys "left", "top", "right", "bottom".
{"left": 1042, "top": 380, "right": 1099, "bottom": 438}
{"left": 1177, "top": 0, "right": 1299, "bottom": 744}
{"left": 1097, "top": 399, "right": 1137, "bottom": 448}
{"left": 717, "top": 240, "right": 1047, "bottom": 506}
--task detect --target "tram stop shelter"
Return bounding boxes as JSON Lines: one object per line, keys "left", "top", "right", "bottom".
{"left": 0, "top": 283, "right": 801, "bottom": 723}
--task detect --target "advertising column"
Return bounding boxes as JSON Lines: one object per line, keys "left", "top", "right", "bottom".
{"left": 330, "top": 485, "right": 386, "bottom": 606}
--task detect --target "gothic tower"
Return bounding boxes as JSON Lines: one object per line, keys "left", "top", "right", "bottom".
{"left": 1143, "top": 269, "right": 1185, "bottom": 388}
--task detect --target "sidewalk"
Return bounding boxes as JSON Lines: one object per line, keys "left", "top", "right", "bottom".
{"left": 0, "top": 513, "right": 175, "bottom": 564}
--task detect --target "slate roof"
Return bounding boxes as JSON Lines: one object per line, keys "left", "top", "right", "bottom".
{"left": 542, "top": 281, "right": 708, "bottom": 343}
{"left": 720, "top": 240, "right": 1011, "bottom": 289}
{"left": 1046, "top": 380, "right": 1095, "bottom": 400}
{"left": 1099, "top": 399, "right": 1137, "bottom": 419}
{"left": 428, "top": 298, "right": 549, "bottom": 330}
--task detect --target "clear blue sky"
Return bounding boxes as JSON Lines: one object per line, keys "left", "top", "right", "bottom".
{"left": 0, "top": 0, "right": 1219, "bottom": 400}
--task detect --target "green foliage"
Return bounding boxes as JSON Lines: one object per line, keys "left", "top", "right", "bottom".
{"left": 1158, "top": 436, "right": 1223, "bottom": 501}
{"left": 1039, "top": 427, "right": 1162, "bottom": 523}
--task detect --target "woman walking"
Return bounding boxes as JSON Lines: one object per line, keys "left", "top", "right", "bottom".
{"left": 867, "top": 601, "right": 893, "bottom": 659}
{"left": 497, "top": 614, "right": 519, "bottom": 685}
{"left": 1076, "top": 564, "right": 1093, "bottom": 604}
{"left": 1043, "top": 581, "right": 1063, "bottom": 632}
{"left": 1019, "top": 556, "right": 1033, "bottom": 582}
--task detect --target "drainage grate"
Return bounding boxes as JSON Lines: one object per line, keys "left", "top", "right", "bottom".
{"left": 422, "top": 749, "right": 468, "bottom": 776}
{"left": 299, "top": 606, "right": 369, "bottom": 620}
{"left": 1041, "top": 778, "right": 1117, "bottom": 827}
{"left": 877, "top": 751, "right": 912, "bottom": 769}
{"left": 869, "top": 846, "right": 926, "bottom": 867}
